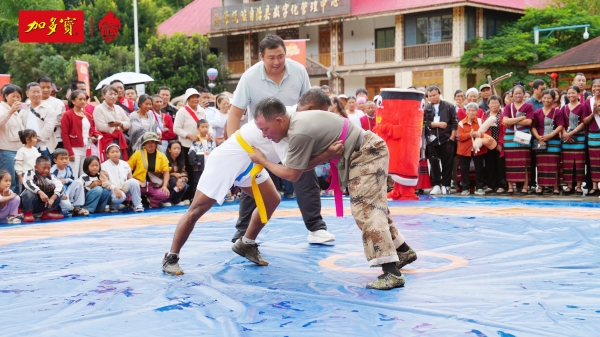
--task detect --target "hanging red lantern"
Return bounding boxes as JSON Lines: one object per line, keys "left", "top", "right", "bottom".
{"left": 550, "top": 72, "right": 558, "bottom": 79}
{"left": 529, "top": 82, "right": 533, "bottom": 87}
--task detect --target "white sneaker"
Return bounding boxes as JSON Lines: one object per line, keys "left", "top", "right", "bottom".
{"left": 119, "top": 204, "right": 126, "bottom": 210}
{"left": 183, "top": 200, "right": 191, "bottom": 206}
{"left": 429, "top": 185, "right": 442, "bottom": 195}
{"left": 461, "top": 190, "right": 470, "bottom": 196}
{"left": 134, "top": 205, "right": 144, "bottom": 212}
{"left": 474, "top": 189, "right": 485, "bottom": 195}
{"left": 441, "top": 186, "right": 447, "bottom": 195}
{"left": 161, "top": 202, "right": 172, "bottom": 207}
{"left": 307, "top": 229, "right": 336, "bottom": 244}
{"left": 175, "top": 201, "right": 186, "bottom": 206}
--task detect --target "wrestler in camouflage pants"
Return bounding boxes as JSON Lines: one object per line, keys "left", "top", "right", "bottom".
{"left": 347, "top": 131, "right": 406, "bottom": 267}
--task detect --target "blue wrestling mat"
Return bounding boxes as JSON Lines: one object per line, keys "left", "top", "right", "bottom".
{"left": 1, "top": 197, "right": 599, "bottom": 336}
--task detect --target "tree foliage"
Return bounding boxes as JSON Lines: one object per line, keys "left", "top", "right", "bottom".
{"left": 459, "top": 3, "right": 600, "bottom": 92}
{"left": 1, "top": 0, "right": 231, "bottom": 99}
{"left": 143, "top": 33, "right": 231, "bottom": 95}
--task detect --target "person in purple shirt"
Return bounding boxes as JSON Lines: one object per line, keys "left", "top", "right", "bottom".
{"left": 561, "top": 85, "right": 587, "bottom": 195}
{"left": 531, "top": 90, "right": 564, "bottom": 195}
{"left": 583, "top": 79, "right": 600, "bottom": 196}
{"left": 502, "top": 85, "right": 534, "bottom": 195}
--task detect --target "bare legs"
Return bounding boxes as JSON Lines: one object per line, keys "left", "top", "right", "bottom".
{"left": 168, "top": 178, "right": 281, "bottom": 254}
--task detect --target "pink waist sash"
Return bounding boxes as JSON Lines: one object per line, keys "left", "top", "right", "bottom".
{"left": 330, "top": 119, "right": 349, "bottom": 217}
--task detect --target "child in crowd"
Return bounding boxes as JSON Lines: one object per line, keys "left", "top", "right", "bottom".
{"left": 188, "top": 119, "right": 216, "bottom": 191}
{"left": 100, "top": 144, "right": 143, "bottom": 212}
{"left": 0, "top": 170, "right": 21, "bottom": 223}
{"left": 51, "top": 148, "right": 87, "bottom": 216}
{"left": 14, "top": 129, "right": 41, "bottom": 187}
{"left": 20, "top": 156, "right": 65, "bottom": 222}
{"left": 165, "top": 140, "right": 189, "bottom": 206}
{"left": 79, "top": 156, "right": 112, "bottom": 213}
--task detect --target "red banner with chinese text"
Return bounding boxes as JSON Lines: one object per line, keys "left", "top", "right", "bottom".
{"left": 19, "top": 10, "right": 85, "bottom": 43}
{"left": 0, "top": 75, "right": 10, "bottom": 102}
{"left": 284, "top": 40, "right": 307, "bottom": 67}
{"left": 75, "top": 61, "right": 90, "bottom": 98}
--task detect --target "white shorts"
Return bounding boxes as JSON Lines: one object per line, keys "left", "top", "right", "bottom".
{"left": 197, "top": 124, "right": 279, "bottom": 205}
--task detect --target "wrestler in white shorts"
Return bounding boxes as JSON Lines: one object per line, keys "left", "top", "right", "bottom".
{"left": 197, "top": 122, "right": 281, "bottom": 204}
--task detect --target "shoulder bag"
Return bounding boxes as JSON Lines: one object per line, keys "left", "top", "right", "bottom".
{"left": 511, "top": 103, "right": 532, "bottom": 146}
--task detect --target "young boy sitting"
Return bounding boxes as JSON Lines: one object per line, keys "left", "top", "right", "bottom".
{"left": 100, "top": 143, "right": 143, "bottom": 212}
{"left": 188, "top": 119, "right": 216, "bottom": 190}
{"left": 51, "top": 148, "right": 87, "bottom": 216}
{"left": 21, "top": 156, "right": 65, "bottom": 222}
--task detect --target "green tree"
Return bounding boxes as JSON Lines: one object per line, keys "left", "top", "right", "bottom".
{"left": 65, "top": 44, "right": 136, "bottom": 97}
{"left": 142, "top": 33, "right": 231, "bottom": 96}
{"left": 459, "top": 3, "right": 600, "bottom": 92}
{"left": 2, "top": 40, "right": 59, "bottom": 89}
{"left": 59, "top": 0, "right": 173, "bottom": 60}
{"left": 0, "top": 0, "right": 64, "bottom": 42}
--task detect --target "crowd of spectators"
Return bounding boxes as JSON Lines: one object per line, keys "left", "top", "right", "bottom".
{"left": 1, "top": 71, "right": 598, "bottom": 224}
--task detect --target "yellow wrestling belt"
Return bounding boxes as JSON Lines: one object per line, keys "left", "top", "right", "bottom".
{"left": 235, "top": 131, "right": 268, "bottom": 224}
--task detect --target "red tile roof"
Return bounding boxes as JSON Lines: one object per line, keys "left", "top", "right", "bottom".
{"left": 530, "top": 35, "right": 600, "bottom": 71}
{"left": 157, "top": 0, "right": 219, "bottom": 37}
{"left": 158, "top": 0, "right": 545, "bottom": 36}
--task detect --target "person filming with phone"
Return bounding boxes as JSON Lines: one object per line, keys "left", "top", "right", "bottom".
{"left": 93, "top": 85, "right": 131, "bottom": 161}
{"left": 19, "top": 82, "right": 60, "bottom": 161}
{"left": 0, "top": 84, "right": 26, "bottom": 193}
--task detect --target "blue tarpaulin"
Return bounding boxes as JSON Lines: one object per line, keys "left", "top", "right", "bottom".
{"left": 1, "top": 197, "right": 599, "bottom": 336}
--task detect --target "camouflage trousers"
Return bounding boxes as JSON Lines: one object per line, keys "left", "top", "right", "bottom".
{"left": 348, "top": 131, "right": 405, "bottom": 267}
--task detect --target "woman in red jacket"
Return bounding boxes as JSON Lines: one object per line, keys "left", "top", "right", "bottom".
{"left": 61, "top": 90, "right": 100, "bottom": 178}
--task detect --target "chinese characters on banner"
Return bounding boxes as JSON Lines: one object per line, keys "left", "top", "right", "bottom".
{"left": 18, "top": 10, "right": 84, "bottom": 43}
{"left": 75, "top": 61, "right": 91, "bottom": 98}
{"left": 211, "top": 0, "right": 351, "bottom": 31}
{"left": 284, "top": 40, "right": 306, "bottom": 67}
{"left": 0, "top": 75, "right": 10, "bottom": 102}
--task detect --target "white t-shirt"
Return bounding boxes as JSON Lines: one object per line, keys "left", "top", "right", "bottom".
{"left": 81, "top": 116, "right": 91, "bottom": 147}
{"left": 25, "top": 108, "right": 47, "bottom": 150}
{"left": 209, "top": 112, "right": 228, "bottom": 139}
{"left": 347, "top": 109, "right": 364, "bottom": 127}
{"left": 14, "top": 146, "right": 41, "bottom": 175}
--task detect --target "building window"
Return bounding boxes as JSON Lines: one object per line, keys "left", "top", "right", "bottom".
{"left": 483, "top": 9, "right": 521, "bottom": 39}
{"left": 465, "top": 6, "right": 476, "bottom": 41}
{"left": 404, "top": 11, "right": 452, "bottom": 46}
{"left": 375, "top": 28, "right": 395, "bottom": 49}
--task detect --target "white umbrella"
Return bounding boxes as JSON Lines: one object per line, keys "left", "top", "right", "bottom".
{"left": 95, "top": 72, "right": 154, "bottom": 90}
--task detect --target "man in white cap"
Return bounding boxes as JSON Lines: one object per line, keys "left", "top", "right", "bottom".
{"left": 225, "top": 33, "right": 336, "bottom": 245}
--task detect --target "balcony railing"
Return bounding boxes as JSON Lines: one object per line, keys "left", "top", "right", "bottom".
{"left": 403, "top": 42, "right": 452, "bottom": 60}
{"left": 338, "top": 47, "right": 396, "bottom": 66}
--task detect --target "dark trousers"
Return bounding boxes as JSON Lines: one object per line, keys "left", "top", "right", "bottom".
{"left": 182, "top": 146, "right": 195, "bottom": 200}
{"left": 232, "top": 169, "right": 327, "bottom": 242}
{"left": 267, "top": 170, "right": 294, "bottom": 195}
{"left": 585, "top": 148, "right": 593, "bottom": 188}
{"left": 427, "top": 140, "right": 455, "bottom": 187}
{"left": 167, "top": 176, "right": 188, "bottom": 204}
{"left": 484, "top": 148, "right": 506, "bottom": 190}
{"left": 20, "top": 190, "right": 62, "bottom": 213}
{"left": 459, "top": 154, "right": 485, "bottom": 190}
{"left": 529, "top": 149, "right": 537, "bottom": 187}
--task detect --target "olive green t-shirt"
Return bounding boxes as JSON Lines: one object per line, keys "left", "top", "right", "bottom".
{"left": 285, "top": 110, "right": 361, "bottom": 189}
